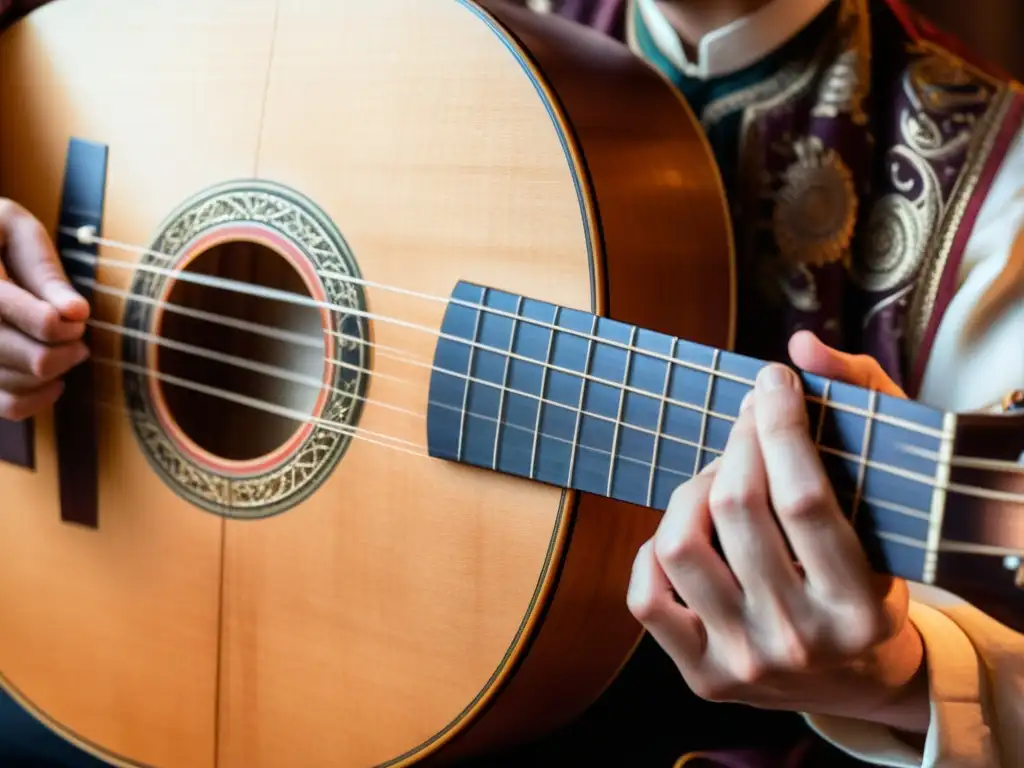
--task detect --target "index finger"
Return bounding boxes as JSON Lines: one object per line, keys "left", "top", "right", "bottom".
{"left": 0, "top": 199, "right": 89, "bottom": 322}
{"left": 751, "top": 364, "right": 874, "bottom": 598}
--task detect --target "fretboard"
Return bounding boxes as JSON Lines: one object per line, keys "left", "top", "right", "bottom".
{"left": 426, "top": 282, "right": 956, "bottom": 586}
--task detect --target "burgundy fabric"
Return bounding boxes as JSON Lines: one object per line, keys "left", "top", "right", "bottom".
{"left": 549, "top": 0, "right": 626, "bottom": 37}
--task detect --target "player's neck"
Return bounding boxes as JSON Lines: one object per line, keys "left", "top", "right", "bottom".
{"left": 656, "top": 0, "right": 775, "bottom": 47}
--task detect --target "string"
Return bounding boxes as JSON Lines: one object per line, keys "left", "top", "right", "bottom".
{"left": 76, "top": 279, "right": 1024, "bottom": 476}
{"left": 72, "top": 280, "right": 1024, "bottom": 479}
{"left": 76, "top": 276, "right": 430, "bottom": 383}
{"left": 61, "top": 357, "right": 1024, "bottom": 562}
{"left": 60, "top": 231, "right": 1024, "bottom": 492}
{"left": 83, "top": 376, "right": 431, "bottom": 461}
{"left": 88, "top": 354, "right": 694, "bottom": 483}
{"left": 83, "top": 317, "right": 1024, "bottom": 499}
{"left": 899, "top": 443, "right": 1024, "bottom": 475}
{"left": 77, "top": 275, "right": 430, "bottom": 366}
{"left": 64, "top": 231, "right": 941, "bottom": 439}
{"left": 88, "top": 318, "right": 426, "bottom": 421}
{"left": 86, "top": 315, "right": 731, "bottom": 455}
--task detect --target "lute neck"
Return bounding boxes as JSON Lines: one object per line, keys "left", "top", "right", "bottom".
{"left": 426, "top": 281, "right": 958, "bottom": 588}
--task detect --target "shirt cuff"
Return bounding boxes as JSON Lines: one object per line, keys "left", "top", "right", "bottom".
{"left": 803, "top": 600, "right": 998, "bottom": 767}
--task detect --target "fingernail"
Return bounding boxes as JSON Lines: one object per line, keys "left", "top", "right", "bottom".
{"left": 698, "top": 456, "right": 721, "bottom": 475}
{"left": 740, "top": 392, "right": 754, "bottom": 412}
{"left": 48, "top": 283, "right": 86, "bottom": 313}
{"left": 757, "top": 364, "right": 796, "bottom": 392}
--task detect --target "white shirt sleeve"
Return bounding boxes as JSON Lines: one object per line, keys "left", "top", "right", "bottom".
{"left": 805, "top": 124, "right": 1024, "bottom": 767}
{"left": 806, "top": 585, "right": 1024, "bottom": 767}
{"left": 916, "top": 123, "right": 1024, "bottom": 414}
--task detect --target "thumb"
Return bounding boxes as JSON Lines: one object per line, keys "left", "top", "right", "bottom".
{"left": 35, "top": 274, "right": 90, "bottom": 322}
{"left": 0, "top": 200, "right": 89, "bottom": 322}
{"left": 787, "top": 330, "right": 906, "bottom": 398}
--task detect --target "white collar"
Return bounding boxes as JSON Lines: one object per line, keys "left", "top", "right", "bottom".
{"left": 632, "top": 0, "right": 834, "bottom": 80}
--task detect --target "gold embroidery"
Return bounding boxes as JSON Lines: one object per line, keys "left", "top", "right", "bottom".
{"left": 906, "top": 54, "right": 990, "bottom": 114}
{"left": 853, "top": 140, "right": 942, "bottom": 293}
{"left": 730, "top": 0, "right": 868, "bottom": 313}
{"left": 813, "top": 0, "right": 871, "bottom": 124}
{"left": 814, "top": 49, "right": 861, "bottom": 120}
{"left": 858, "top": 197, "right": 926, "bottom": 294}
{"left": 731, "top": 41, "right": 833, "bottom": 308}
{"left": 773, "top": 137, "right": 858, "bottom": 268}
{"left": 701, "top": 68, "right": 802, "bottom": 130}
{"left": 905, "top": 87, "right": 1019, "bottom": 371}
{"left": 911, "top": 38, "right": 1006, "bottom": 92}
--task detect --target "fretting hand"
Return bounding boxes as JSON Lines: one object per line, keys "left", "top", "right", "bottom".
{"left": 627, "top": 332, "right": 930, "bottom": 734}
{"left": 0, "top": 198, "right": 90, "bottom": 421}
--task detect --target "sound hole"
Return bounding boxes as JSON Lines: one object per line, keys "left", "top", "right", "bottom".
{"left": 156, "top": 240, "right": 326, "bottom": 463}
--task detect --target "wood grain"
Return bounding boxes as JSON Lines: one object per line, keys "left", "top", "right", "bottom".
{"left": 0, "top": 2, "right": 732, "bottom": 765}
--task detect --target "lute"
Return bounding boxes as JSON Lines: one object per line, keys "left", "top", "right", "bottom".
{"left": 0, "top": 1, "right": 1020, "bottom": 767}
{"left": 426, "top": 280, "right": 1024, "bottom": 631}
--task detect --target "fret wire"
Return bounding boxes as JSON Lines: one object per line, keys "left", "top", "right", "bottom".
{"left": 814, "top": 379, "right": 832, "bottom": 449}
{"left": 646, "top": 338, "right": 677, "bottom": 508}
{"left": 528, "top": 306, "right": 560, "bottom": 481}
{"left": 606, "top": 326, "right": 639, "bottom": 498}
{"left": 449, "top": 370, "right": 1021, "bottom": 552}
{"left": 491, "top": 295, "right": 523, "bottom": 471}
{"left": 898, "top": 444, "right": 1024, "bottom": 474}
{"left": 455, "top": 357, "right": 933, "bottom": 480}
{"left": 440, "top": 296, "right": 944, "bottom": 438}
{"left": 456, "top": 288, "right": 487, "bottom": 463}
{"left": 449, "top": 351, "right": 971, "bottom": 497}
{"left": 693, "top": 349, "right": 720, "bottom": 477}
{"left": 441, "top": 333, "right": 942, "bottom": 439}
{"left": 449, "top": 399, "right": 962, "bottom": 524}
{"left": 440, "top": 353, "right": 940, "bottom": 485}
{"left": 850, "top": 390, "right": 878, "bottom": 527}
{"left": 449, "top": 394, "right": 691, "bottom": 481}
{"left": 436, "top": 306, "right": 980, "bottom": 499}
{"left": 436, "top": 331, "right": 941, "bottom": 438}
{"left": 566, "top": 316, "right": 599, "bottom": 487}
{"left": 924, "top": 412, "right": 957, "bottom": 584}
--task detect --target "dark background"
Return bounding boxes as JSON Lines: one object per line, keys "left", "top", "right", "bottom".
{"left": 910, "top": 0, "right": 1024, "bottom": 78}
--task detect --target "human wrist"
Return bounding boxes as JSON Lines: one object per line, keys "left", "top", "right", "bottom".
{"left": 870, "top": 621, "right": 930, "bottom": 735}
{"left": 832, "top": 620, "right": 930, "bottom": 735}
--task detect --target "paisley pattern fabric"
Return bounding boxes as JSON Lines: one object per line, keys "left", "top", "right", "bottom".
{"left": 543, "top": 0, "right": 1024, "bottom": 396}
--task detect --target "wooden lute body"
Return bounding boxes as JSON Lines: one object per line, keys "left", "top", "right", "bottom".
{"left": 0, "top": 2, "right": 1021, "bottom": 768}
{"left": 0, "top": 1, "right": 733, "bottom": 766}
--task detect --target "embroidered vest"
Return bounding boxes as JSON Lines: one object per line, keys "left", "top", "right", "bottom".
{"left": 537, "top": 0, "right": 1024, "bottom": 396}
